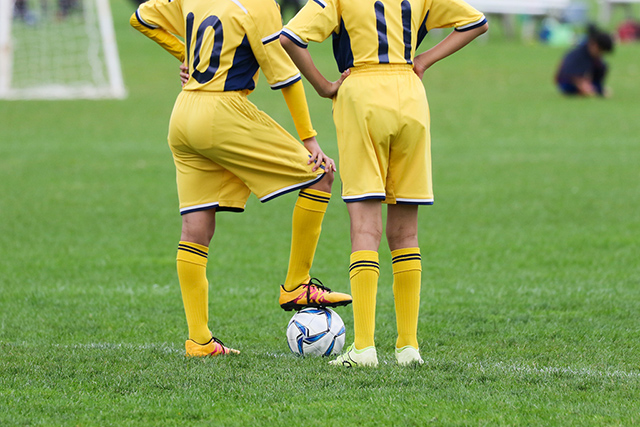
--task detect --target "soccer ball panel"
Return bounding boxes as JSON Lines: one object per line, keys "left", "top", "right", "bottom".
{"left": 286, "top": 308, "right": 346, "bottom": 357}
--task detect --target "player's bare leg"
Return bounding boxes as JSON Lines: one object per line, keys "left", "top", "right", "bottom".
{"left": 386, "top": 204, "right": 418, "bottom": 251}
{"left": 330, "top": 200, "right": 381, "bottom": 367}
{"left": 280, "top": 171, "right": 353, "bottom": 311}
{"left": 178, "top": 209, "right": 239, "bottom": 356}
{"left": 307, "top": 169, "right": 332, "bottom": 194}
{"left": 180, "top": 208, "right": 216, "bottom": 246}
{"left": 387, "top": 204, "right": 423, "bottom": 365}
{"left": 348, "top": 199, "right": 382, "bottom": 252}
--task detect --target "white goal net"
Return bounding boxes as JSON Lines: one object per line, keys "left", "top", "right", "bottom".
{"left": 0, "top": 0, "right": 126, "bottom": 100}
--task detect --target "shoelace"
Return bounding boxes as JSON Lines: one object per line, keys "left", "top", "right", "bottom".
{"left": 305, "top": 277, "right": 333, "bottom": 301}
{"left": 210, "top": 336, "right": 230, "bottom": 355}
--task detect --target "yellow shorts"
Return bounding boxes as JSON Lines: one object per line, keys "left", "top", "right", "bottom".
{"left": 333, "top": 65, "right": 433, "bottom": 205}
{"left": 168, "top": 90, "right": 324, "bottom": 214}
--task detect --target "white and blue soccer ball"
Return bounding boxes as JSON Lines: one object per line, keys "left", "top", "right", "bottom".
{"left": 286, "top": 307, "right": 346, "bottom": 357}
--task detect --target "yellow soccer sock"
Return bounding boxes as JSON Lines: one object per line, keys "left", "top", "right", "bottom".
{"left": 392, "top": 248, "right": 422, "bottom": 349}
{"left": 283, "top": 188, "right": 330, "bottom": 291}
{"left": 177, "top": 241, "right": 211, "bottom": 344}
{"left": 349, "top": 250, "right": 380, "bottom": 349}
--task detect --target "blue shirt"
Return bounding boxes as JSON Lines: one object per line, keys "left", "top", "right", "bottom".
{"left": 556, "top": 42, "right": 602, "bottom": 84}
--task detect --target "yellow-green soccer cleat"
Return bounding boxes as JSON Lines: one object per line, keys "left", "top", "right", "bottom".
{"left": 279, "top": 278, "right": 352, "bottom": 311}
{"left": 329, "top": 343, "right": 378, "bottom": 367}
{"left": 395, "top": 345, "right": 424, "bottom": 366}
{"left": 185, "top": 336, "right": 240, "bottom": 357}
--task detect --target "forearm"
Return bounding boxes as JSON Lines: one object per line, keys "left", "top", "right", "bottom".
{"left": 130, "top": 13, "right": 185, "bottom": 62}
{"left": 280, "top": 36, "right": 333, "bottom": 97}
{"left": 281, "top": 80, "right": 317, "bottom": 141}
{"left": 414, "top": 24, "right": 488, "bottom": 76}
{"left": 573, "top": 77, "right": 596, "bottom": 96}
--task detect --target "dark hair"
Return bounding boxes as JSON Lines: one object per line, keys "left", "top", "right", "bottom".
{"left": 587, "top": 24, "right": 614, "bottom": 53}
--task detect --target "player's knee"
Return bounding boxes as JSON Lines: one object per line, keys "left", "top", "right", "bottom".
{"left": 351, "top": 226, "right": 383, "bottom": 251}
{"left": 386, "top": 227, "right": 418, "bottom": 250}
{"left": 365, "top": 226, "right": 383, "bottom": 242}
{"left": 310, "top": 172, "right": 333, "bottom": 193}
{"left": 322, "top": 170, "right": 334, "bottom": 188}
{"left": 180, "top": 229, "right": 214, "bottom": 246}
{"left": 181, "top": 210, "right": 216, "bottom": 246}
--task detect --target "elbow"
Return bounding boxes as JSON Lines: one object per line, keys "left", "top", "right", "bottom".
{"left": 279, "top": 34, "right": 293, "bottom": 52}
{"left": 479, "top": 22, "right": 489, "bottom": 35}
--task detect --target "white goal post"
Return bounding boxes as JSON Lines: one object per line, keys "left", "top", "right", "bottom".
{"left": 0, "top": 0, "right": 126, "bottom": 100}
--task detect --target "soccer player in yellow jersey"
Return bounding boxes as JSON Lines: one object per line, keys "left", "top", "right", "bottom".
{"left": 130, "top": 0, "right": 352, "bottom": 357}
{"left": 281, "top": 0, "right": 488, "bottom": 366}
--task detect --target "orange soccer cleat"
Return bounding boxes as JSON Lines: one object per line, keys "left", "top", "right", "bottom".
{"left": 185, "top": 336, "right": 240, "bottom": 357}
{"left": 279, "top": 278, "right": 352, "bottom": 311}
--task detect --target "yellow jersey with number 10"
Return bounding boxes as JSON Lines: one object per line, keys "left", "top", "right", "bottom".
{"left": 134, "top": 0, "right": 301, "bottom": 92}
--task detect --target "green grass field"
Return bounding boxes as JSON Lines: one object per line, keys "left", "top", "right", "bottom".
{"left": 1, "top": 0, "right": 640, "bottom": 425}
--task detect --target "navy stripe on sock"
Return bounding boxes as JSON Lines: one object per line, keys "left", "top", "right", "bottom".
{"left": 178, "top": 244, "right": 208, "bottom": 258}
{"left": 349, "top": 260, "right": 380, "bottom": 273}
{"left": 299, "top": 191, "right": 330, "bottom": 203}
{"left": 392, "top": 253, "right": 421, "bottom": 263}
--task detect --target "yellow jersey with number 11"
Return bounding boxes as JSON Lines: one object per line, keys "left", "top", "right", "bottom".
{"left": 282, "top": 0, "right": 486, "bottom": 72}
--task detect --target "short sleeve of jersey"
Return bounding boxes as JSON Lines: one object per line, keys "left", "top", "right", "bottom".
{"left": 244, "top": 0, "right": 301, "bottom": 89}
{"left": 135, "top": 0, "right": 184, "bottom": 37}
{"left": 426, "top": 0, "right": 486, "bottom": 32}
{"left": 283, "top": 0, "right": 341, "bottom": 46}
